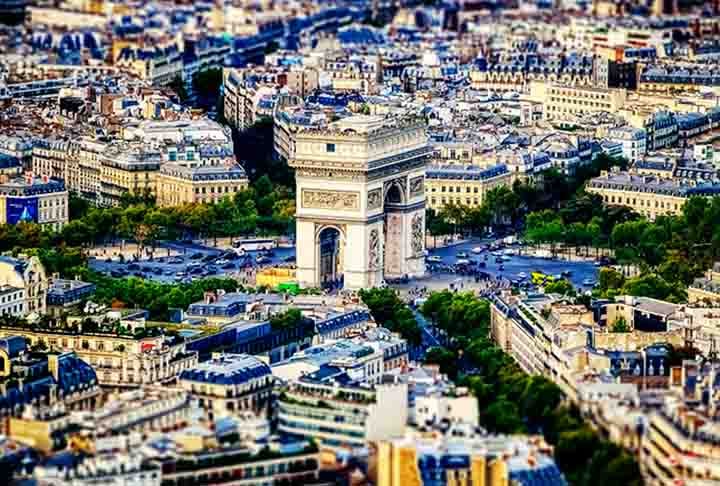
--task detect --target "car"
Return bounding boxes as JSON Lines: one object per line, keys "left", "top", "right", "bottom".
{"left": 190, "top": 252, "right": 204, "bottom": 260}
{"left": 110, "top": 270, "right": 125, "bottom": 278}
{"left": 222, "top": 262, "right": 235, "bottom": 270}
{"left": 215, "top": 259, "right": 229, "bottom": 265}
{"left": 256, "top": 256, "right": 271, "bottom": 264}
{"left": 127, "top": 263, "right": 140, "bottom": 270}
{"left": 471, "top": 247, "right": 483, "bottom": 254}
{"left": 133, "top": 272, "right": 144, "bottom": 278}
{"left": 456, "top": 259, "right": 470, "bottom": 265}
{"left": 202, "top": 254, "right": 216, "bottom": 262}
{"left": 582, "top": 278, "right": 596, "bottom": 286}
{"left": 206, "top": 266, "right": 218, "bottom": 273}
{"left": 427, "top": 256, "right": 442, "bottom": 263}
{"left": 153, "top": 267, "right": 163, "bottom": 275}
{"left": 283, "top": 256, "right": 296, "bottom": 263}
{"left": 141, "top": 266, "right": 152, "bottom": 272}
{"left": 168, "top": 257, "right": 184, "bottom": 264}
{"left": 456, "top": 251, "right": 469, "bottom": 258}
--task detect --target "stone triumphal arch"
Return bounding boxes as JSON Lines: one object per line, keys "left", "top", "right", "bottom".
{"left": 288, "top": 114, "right": 429, "bottom": 290}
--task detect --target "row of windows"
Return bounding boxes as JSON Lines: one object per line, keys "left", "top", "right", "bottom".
{"left": 431, "top": 186, "right": 481, "bottom": 193}
{"left": 550, "top": 88, "right": 609, "bottom": 99}
{"left": 0, "top": 292, "right": 22, "bottom": 303}
{"left": 430, "top": 197, "right": 481, "bottom": 206}
{"left": 601, "top": 193, "right": 681, "bottom": 211}
{"left": 278, "top": 417, "right": 365, "bottom": 438}
{"left": 550, "top": 96, "right": 612, "bottom": 109}
{"left": 0, "top": 305, "right": 21, "bottom": 315}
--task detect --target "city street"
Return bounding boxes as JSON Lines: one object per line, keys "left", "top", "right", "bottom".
{"left": 89, "top": 237, "right": 599, "bottom": 290}
{"left": 89, "top": 241, "right": 296, "bottom": 284}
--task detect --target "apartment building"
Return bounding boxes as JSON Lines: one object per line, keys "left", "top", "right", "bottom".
{"left": 324, "top": 53, "right": 382, "bottom": 94}
{"left": 689, "top": 262, "right": 720, "bottom": 304}
{"left": 0, "top": 336, "right": 100, "bottom": 425}
{"left": 155, "top": 158, "right": 248, "bottom": 207}
{"left": 469, "top": 53, "right": 594, "bottom": 94}
{"left": 641, "top": 362, "right": 720, "bottom": 485}
{"left": 32, "top": 138, "right": 76, "bottom": 181}
{"left": 98, "top": 142, "right": 161, "bottom": 206}
{"left": 223, "top": 66, "right": 319, "bottom": 132}
{"left": 425, "top": 164, "right": 512, "bottom": 211}
{"left": 376, "top": 430, "right": 566, "bottom": 486}
{"left": 530, "top": 81, "right": 628, "bottom": 120}
{"left": 619, "top": 109, "right": 678, "bottom": 151}
{"left": 586, "top": 169, "right": 720, "bottom": 220}
{"left": 489, "top": 291, "right": 680, "bottom": 402}
{"left": 0, "top": 175, "right": 68, "bottom": 230}
{"left": 179, "top": 353, "right": 274, "bottom": 421}
{"left": 277, "top": 380, "right": 408, "bottom": 451}
{"left": 159, "top": 442, "right": 321, "bottom": 486}
{"left": 0, "top": 255, "right": 48, "bottom": 316}
{"left": 0, "top": 321, "right": 198, "bottom": 387}
{"left": 115, "top": 44, "right": 184, "bottom": 86}
{"left": 606, "top": 126, "right": 647, "bottom": 163}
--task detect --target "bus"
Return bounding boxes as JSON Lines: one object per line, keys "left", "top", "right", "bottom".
{"left": 232, "top": 238, "right": 277, "bottom": 252}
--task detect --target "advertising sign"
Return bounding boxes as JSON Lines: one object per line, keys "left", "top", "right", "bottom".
{"left": 6, "top": 197, "right": 38, "bottom": 224}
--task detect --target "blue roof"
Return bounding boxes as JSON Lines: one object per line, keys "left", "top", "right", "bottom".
{"left": 0, "top": 336, "right": 26, "bottom": 358}
{"left": 179, "top": 354, "right": 271, "bottom": 386}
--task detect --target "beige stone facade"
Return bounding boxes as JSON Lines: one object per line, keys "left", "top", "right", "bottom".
{"left": 289, "top": 114, "right": 429, "bottom": 289}
{"left": 586, "top": 170, "right": 694, "bottom": 220}
{"left": 0, "top": 327, "right": 198, "bottom": 386}
{"left": 425, "top": 164, "right": 512, "bottom": 211}
{"left": 529, "top": 81, "right": 627, "bottom": 120}
{"left": 155, "top": 162, "right": 248, "bottom": 207}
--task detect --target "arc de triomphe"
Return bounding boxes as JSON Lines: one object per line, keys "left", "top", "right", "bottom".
{"left": 287, "top": 114, "right": 429, "bottom": 290}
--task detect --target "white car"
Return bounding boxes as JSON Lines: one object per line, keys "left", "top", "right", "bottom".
{"left": 427, "top": 256, "right": 443, "bottom": 263}
{"left": 215, "top": 259, "right": 229, "bottom": 265}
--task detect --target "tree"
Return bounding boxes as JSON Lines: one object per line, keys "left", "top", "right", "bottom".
{"left": 192, "top": 68, "right": 223, "bottom": 109}
{"left": 544, "top": 279, "right": 575, "bottom": 296}
{"left": 270, "top": 309, "right": 304, "bottom": 330}
{"left": 359, "top": 288, "right": 421, "bottom": 346}
{"left": 598, "top": 268, "right": 625, "bottom": 293}
{"left": 611, "top": 316, "right": 630, "bottom": 333}
{"left": 424, "top": 347, "right": 458, "bottom": 379}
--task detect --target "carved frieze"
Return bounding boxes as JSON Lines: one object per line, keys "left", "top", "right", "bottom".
{"left": 409, "top": 176, "right": 424, "bottom": 198}
{"left": 367, "top": 188, "right": 382, "bottom": 211}
{"left": 302, "top": 189, "right": 360, "bottom": 210}
{"left": 411, "top": 213, "right": 424, "bottom": 257}
{"left": 295, "top": 168, "right": 365, "bottom": 181}
{"left": 368, "top": 228, "right": 380, "bottom": 270}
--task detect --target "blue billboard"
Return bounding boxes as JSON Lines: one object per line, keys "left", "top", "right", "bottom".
{"left": 6, "top": 197, "right": 38, "bottom": 225}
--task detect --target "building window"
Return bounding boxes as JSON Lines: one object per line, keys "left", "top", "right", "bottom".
{"left": 326, "top": 143, "right": 336, "bottom": 153}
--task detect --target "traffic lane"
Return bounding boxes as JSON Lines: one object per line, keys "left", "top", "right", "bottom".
{"left": 427, "top": 251, "right": 598, "bottom": 288}
{"left": 88, "top": 245, "right": 299, "bottom": 283}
